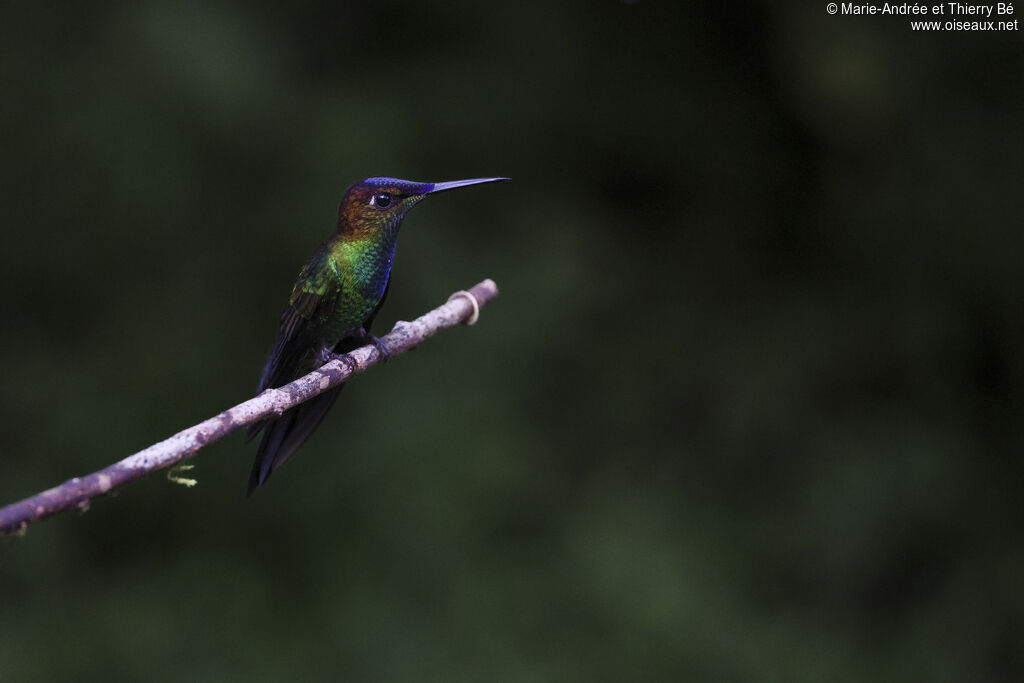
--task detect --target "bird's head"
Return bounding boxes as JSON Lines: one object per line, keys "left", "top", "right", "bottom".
{"left": 337, "top": 176, "right": 508, "bottom": 238}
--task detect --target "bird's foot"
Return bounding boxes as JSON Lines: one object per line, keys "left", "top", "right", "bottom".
{"left": 363, "top": 333, "right": 391, "bottom": 363}
{"left": 318, "top": 347, "right": 358, "bottom": 373}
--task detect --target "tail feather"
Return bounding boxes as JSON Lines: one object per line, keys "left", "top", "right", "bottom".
{"left": 246, "top": 419, "right": 267, "bottom": 442}
{"left": 247, "top": 385, "right": 345, "bottom": 495}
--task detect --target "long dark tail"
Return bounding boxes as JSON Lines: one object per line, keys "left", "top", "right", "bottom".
{"left": 246, "top": 384, "right": 344, "bottom": 495}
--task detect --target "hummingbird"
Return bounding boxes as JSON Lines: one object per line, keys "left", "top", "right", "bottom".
{"left": 247, "top": 176, "right": 508, "bottom": 494}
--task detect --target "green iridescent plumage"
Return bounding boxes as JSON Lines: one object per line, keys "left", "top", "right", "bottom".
{"left": 247, "top": 175, "right": 507, "bottom": 494}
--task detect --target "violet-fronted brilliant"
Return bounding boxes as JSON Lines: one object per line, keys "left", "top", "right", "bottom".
{"left": 247, "top": 176, "right": 508, "bottom": 493}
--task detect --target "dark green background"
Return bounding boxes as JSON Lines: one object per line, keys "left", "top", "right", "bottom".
{"left": 1, "top": 2, "right": 1021, "bottom": 681}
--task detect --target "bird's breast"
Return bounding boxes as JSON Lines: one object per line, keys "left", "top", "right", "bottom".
{"left": 321, "top": 239, "right": 396, "bottom": 343}
{"left": 347, "top": 240, "right": 394, "bottom": 302}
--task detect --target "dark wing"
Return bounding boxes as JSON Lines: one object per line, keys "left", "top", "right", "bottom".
{"left": 247, "top": 247, "right": 346, "bottom": 493}
{"left": 243, "top": 287, "right": 328, "bottom": 442}
{"left": 255, "top": 290, "right": 326, "bottom": 394}
{"left": 255, "top": 246, "right": 339, "bottom": 395}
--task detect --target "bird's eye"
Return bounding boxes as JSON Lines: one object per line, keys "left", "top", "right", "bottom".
{"left": 370, "top": 193, "right": 392, "bottom": 209}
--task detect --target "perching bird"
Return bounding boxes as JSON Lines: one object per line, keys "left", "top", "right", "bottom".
{"left": 247, "top": 176, "right": 508, "bottom": 494}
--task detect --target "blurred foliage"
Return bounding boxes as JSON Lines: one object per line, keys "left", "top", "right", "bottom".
{"left": 1, "top": 1, "right": 1022, "bottom": 681}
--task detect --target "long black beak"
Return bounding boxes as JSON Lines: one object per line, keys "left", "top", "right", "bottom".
{"left": 427, "top": 177, "right": 510, "bottom": 194}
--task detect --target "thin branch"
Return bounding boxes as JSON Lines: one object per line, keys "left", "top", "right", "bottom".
{"left": 0, "top": 279, "right": 499, "bottom": 537}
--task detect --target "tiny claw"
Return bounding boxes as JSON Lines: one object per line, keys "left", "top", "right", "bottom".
{"left": 319, "top": 347, "right": 358, "bottom": 373}
{"left": 365, "top": 333, "right": 391, "bottom": 363}
{"left": 332, "top": 353, "right": 359, "bottom": 373}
